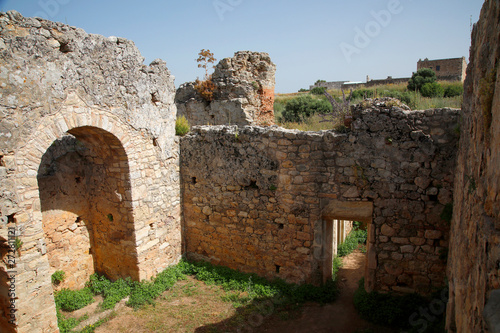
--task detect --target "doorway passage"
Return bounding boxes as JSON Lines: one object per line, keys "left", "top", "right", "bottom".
{"left": 321, "top": 200, "right": 373, "bottom": 283}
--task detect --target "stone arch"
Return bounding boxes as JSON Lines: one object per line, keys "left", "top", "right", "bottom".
{"left": 12, "top": 93, "right": 157, "bottom": 331}
{"left": 37, "top": 126, "right": 137, "bottom": 289}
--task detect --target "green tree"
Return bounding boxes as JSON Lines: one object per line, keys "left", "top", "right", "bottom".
{"left": 407, "top": 68, "right": 437, "bottom": 92}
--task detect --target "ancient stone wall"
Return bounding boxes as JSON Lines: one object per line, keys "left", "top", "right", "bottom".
{"left": 417, "top": 57, "right": 468, "bottom": 82}
{"left": 181, "top": 99, "right": 459, "bottom": 293}
{"left": 309, "top": 81, "right": 349, "bottom": 91}
{"left": 0, "top": 11, "right": 181, "bottom": 333}
{"left": 176, "top": 51, "right": 276, "bottom": 127}
{"left": 446, "top": 0, "right": 500, "bottom": 332}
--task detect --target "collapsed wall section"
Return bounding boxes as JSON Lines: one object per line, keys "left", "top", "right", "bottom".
{"left": 181, "top": 99, "right": 459, "bottom": 293}
{"left": 446, "top": 0, "right": 500, "bottom": 332}
{"left": 176, "top": 51, "right": 276, "bottom": 126}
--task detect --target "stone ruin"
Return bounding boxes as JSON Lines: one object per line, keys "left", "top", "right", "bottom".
{"left": 175, "top": 51, "right": 276, "bottom": 127}
{"left": 0, "top": 1, "right": 499, "bottom": 332}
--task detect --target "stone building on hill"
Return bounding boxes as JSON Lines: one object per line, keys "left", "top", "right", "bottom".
{"left": 417, "top": 57, "right": 468, "bottom": 82}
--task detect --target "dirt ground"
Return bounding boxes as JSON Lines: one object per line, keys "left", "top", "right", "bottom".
{"left": 86, "top": 249, "right": 395, "bottom": 333}
{"left": 259, "top": 250, "right": 395, "bottom": 333}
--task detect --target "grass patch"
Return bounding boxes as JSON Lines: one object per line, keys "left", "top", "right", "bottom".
{"left": 180, "top": 260, "right": 338, "bottom": 305}
{"left": 127, "top": 264, "right": 187, "bottom": 308}
{"left": 87, "top": 274, "right": 135, "bottom": 310}
{"left": 56, "top": 310, "right": 89, "bottom": 333}
{"left": 56, "top": 260, "right": 340, "bottom": 332}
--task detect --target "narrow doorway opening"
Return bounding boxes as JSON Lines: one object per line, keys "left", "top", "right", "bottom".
{"left": 321, "top": 201, "right": 373, "bottom": 284}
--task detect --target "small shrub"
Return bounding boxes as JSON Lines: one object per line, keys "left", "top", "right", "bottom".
{"left": 52, "top": 270, "right": 66, "bottom": 285}
{"left": 351, "top": 89, "right": 374, "bottom": 100}
{"left": 175, "top": 116, "right": 190, "bottom": 136}
{"left": 86, "top": 273, "right": 112, "bottom": 294}
{"left": 194, "top": 77, "right": 216, "bottom": 102}
{"left": 55, "top": 288, "right": 94, "bottom": 312}
{"left": 280, "top": 95, "right": 331, "bottom": 123}
{"left": 421, "top": 82, "right": 444, "bottom": 98}
{"left": 310, "top": 87, "right": 326, "bottom": 95}
{"left": 443, "top": 83, "right": 464, "bottom": 97}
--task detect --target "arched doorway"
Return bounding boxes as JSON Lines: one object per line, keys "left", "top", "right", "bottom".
{"left": 37, "top": 126, "right": 139, "bottom": 289}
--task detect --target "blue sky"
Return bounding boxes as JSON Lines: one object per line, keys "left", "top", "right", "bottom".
{"left": 1, "top": 0, "right": 484, "bottom": 93}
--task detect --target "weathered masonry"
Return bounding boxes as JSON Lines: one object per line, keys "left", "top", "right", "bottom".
{"left": 446, "top": 0, "right": 500, "bottom": 331}
{"left": 181, "top": 100, "right": 459, "bottom": 292}
{"left": 176, "top": 51, "right": 276, "bottom": 127}
{"left": 0, "top": 11, "right": 181, "bottom": 333}
{"left": 1, "top": 0, "right": 500, "bottom": 331}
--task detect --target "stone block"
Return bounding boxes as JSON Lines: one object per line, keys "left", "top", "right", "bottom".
{"left": 425, "top": 230, "right": 442, "bottom": 239}
{"left": 381, "top": 224, "right": 396, "bottom": 237}
{"left": 401, "top": 245, "right": 415, "bottom": 253}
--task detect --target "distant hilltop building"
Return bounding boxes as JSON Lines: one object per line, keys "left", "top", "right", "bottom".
{"left": 417, "top": 57, "right": 467, "bottom": 82}
{"left": 309, "top": 57, "right": 467, "bottom": 91}
{"left": 309, "top": 80, "right": 348, "bottom": 90}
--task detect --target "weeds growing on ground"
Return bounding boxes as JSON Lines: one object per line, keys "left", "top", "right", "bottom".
{"left": 55, "top": 259, "right": 340, "bottom": 332}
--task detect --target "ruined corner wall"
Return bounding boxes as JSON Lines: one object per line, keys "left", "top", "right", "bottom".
{"left": 446, "top": 0, "right": 500, "bottom": 332}
{"left": 181, "top": 99, "right": 459, "bottom": 294}
{"left": 176, "top": 51, "right": 276, "bottom": 127}
{"left": 0, "top": 11, "right": 181, "bottom": 333}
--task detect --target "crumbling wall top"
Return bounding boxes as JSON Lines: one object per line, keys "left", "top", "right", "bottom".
{"left": 0, "top": 10, "right": 177, "bottom": 157}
